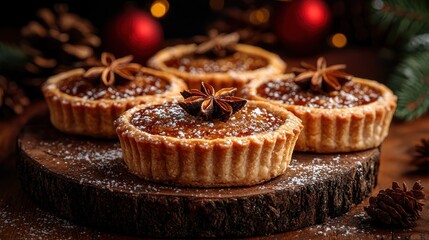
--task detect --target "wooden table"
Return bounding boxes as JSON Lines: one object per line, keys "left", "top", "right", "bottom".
{"left": 1, "top": 105, "right": 428, "bottom": 239}
{"left": 1, "top": 47, "right": 428, "bottom": 239}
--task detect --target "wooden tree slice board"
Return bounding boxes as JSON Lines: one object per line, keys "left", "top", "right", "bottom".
{"left": 17, "top": 124, "right": 380, "bottom": 238}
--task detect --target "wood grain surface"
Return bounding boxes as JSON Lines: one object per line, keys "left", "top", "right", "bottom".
{"left": 1, "top": 47, "right": 428, "bottom": 239}
{"left": 16, "top": 123, "right": 379, "bottom": 238}
{"left": 0, "top": 102, "right": 428, "bottom": 239}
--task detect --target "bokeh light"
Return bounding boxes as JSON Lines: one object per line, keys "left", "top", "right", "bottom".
{"left": 249, "top": 8, "right": 270, "bottom": 25}
{"left": 330, "top": 33, "right": 347, "bottom": 48}
{"left": 151, "top": 0, "right": 169, "bottom": 18}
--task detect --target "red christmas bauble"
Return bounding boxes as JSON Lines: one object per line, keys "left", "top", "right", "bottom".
{"left": 273, "top": 0, "right": 331, "bottom": 55}
{"left": 104, "top": 8, "right": 163, "bottom": 64}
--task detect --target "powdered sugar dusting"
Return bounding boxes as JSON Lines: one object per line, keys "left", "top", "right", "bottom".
{"left": 25, "top": 125, "right": 375, "bottom": 200}
{"left": 280, "top": 205, "right": 414, "bottom": 239}
{"left": 41, "top": 136, "right": 366, "bottom": 196}
{"left": 40, "top": 140, "right": 122, "bottom": 174}
{"left": 38, "top": 139, "right": 152, "bottom": 193}
{"left": 35, "top": 137, "right": 231, "bottom": 195}
{"left": 164, "top": 52, "right": 268, "bottom": 73}
{"left": 308, "top": 215, "right": 370, "bottom": 238}
{"left": 13, "top": 124, "right": 383, "bottom": 238}
{"left": 0, "top": 200, "right": 93, "bottom": 239}
{"left": 60, "top": 73, "right": 169, "bottom": 100}
{"left": 257, "top": 78, "right": 381, "bottom": 109}
{"left": 259, "top": 153, "right": 366, "bottom": 191}
{"left": 130, "top": 103, "right": 285, "bottom": 139}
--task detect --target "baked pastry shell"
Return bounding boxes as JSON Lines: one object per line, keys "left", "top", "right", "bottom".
{"left": 42, "top": 67, "right": 187, "bottom": 138}
{"left": 148, "top": 44, "right": 286, "bottom": 94}
{"left": 244, "top": 75, "right": 397, "bottom": 153}
{"left": 115, "top": 100, "right": 303, "bottom": 187}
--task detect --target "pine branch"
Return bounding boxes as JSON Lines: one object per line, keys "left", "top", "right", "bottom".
{"left": 389, "top": 51, "right": 429, "bottom": 120}
{"left": 371, "top": 0, "right": 429, "bottom": 45}
{"left": 405, "top": 33, "right": 429, "bottom": 52}
{"left": 0, "top": 41, "right": 28, "bottom": 75}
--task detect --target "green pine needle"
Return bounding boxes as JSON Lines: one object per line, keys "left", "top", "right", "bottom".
{"left": 389, "top": 51, "right": 429, "bottom": 120}
{"left": 0, "top": 41, "right": 28, "bottom": 74}
{"left": 371, "top": 0, "right": 429, "bottom": 44}
{"left": 405, "top": 33, "right": 429, "bottom": 52}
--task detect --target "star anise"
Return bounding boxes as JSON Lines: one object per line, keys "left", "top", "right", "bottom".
{"left": 179, "top": 82, "right": 247, "bottom": 122}
{"left": 83, "top": 52, "right": 141, "bottom": 86}
{"left": 411, "top": 138, "right": 429, "bottom": 170}
{"left": 194, "top": 30, "right": 239, "bottom": 58}
{"left": 292, "top": 57, "right": 353, "bottom": 93}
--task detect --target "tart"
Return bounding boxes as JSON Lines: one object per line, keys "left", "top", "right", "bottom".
{"left": 244, "top": 57, "right": 397, "bottom": 153}
{"left": 115, "top": 82, "right": 303, "bottom": 187}
{"left": 148, "top": 32, "right": 286, "bottom": 94}
{"left": 42, "top": 52, "right": 187, "bottom": 138}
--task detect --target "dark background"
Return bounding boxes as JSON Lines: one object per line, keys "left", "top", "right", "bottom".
{"left": 0, "top": 1, "right": 215, "bottom": 40}
{"left": 0, "top": 0, "right": 374, "bottom": 47}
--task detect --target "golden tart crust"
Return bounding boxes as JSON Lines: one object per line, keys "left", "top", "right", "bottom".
{"left": 148, "top": 44, "right": 286, "bottom": 94}
{"left": 115, "top": 100, "right": 303, "bottom": 187}
{"left": 42, "top": 67, "right": 187, "bottom": 138}
{"left": 244, "top": 74, "right": 397, "bottom": 153}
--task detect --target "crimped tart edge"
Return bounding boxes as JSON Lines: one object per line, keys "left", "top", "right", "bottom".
{"left": 42, "top": 68, "right": 187, "bottom": 138}
{"left": 147, "top": 43, "right": 286, "bottom": 92}
{"left": 115, "top": 100, "right": 303, "bottom": 187}
{"left": 244, "top": 75, "right": 397, "bottom": 153}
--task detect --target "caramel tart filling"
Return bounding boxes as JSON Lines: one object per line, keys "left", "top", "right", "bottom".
{"left": 257, "top": 78, "right": 381, "bottom": 109}
{"left": 59, "top": 73, "right": 170, "bottom": 100}
{"left": 164, "top": 52, "right": 268, "bottom": 74}
{"left": 130, "top": 102, "right": 285, "bottom": 139}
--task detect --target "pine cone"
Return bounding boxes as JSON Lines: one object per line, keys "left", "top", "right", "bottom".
{"left": 411, "top": 138, "right": 429, "bottom": 170}
{"left": 364, "top": 181, "right": 426, "bottom": 228}
{"left": 208, "top": 4, "right": 277, "bottom": 47}
{"left": 21, "top": 3, "right": 100, "bottom": 82}
{"left": 0, "top": 76, "right": 30, "bottom": 118}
